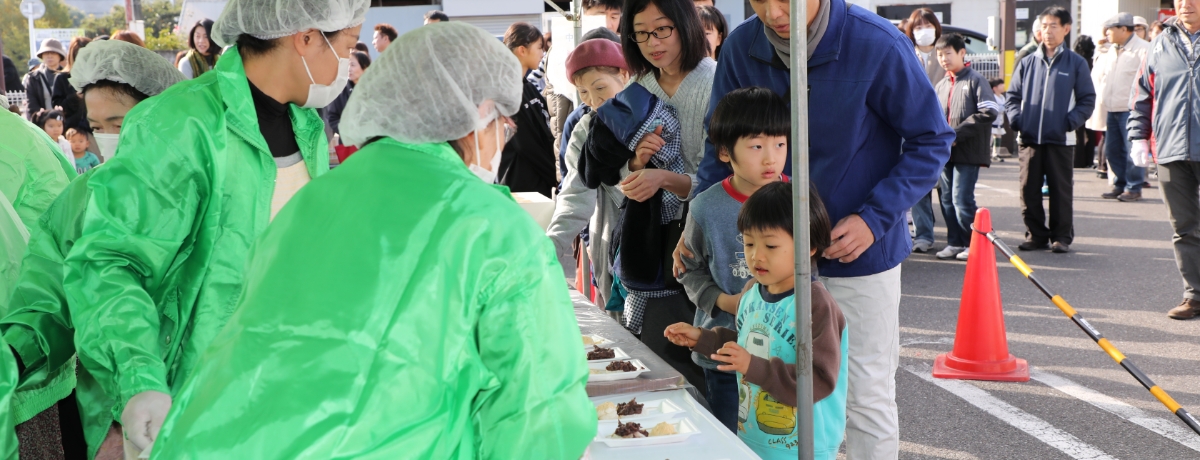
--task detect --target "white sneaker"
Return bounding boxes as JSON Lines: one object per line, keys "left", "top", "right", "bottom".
{"left": 936, "top": 246, "right": 967, "bottom": 259}
{"left": 956, "top": 248, "right": 970, "bottom": 261}
{"left": 912, "top": 239, "right": 934, "bottom": 253}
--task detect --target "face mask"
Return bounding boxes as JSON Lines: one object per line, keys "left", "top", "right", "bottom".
{"left": 468, "top": 117, "right": 504, "bottom": 183}
{"left": 300, "top": 33, "right": 350, "bottom": 109}
{"left": 914, "top": 28, "right": 936, "bottom": 47}
{"left": 94, "top": 133, "right": 119, "bottom": 159}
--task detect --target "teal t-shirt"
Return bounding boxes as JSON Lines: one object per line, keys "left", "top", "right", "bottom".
{"left": 74, "top": 152, "right": 100, "bottom": 175}
{"left": 735, "top": 283, "right": 849, "bottom": 460}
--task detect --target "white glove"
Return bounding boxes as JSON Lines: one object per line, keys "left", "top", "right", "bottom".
{"left": 1131, "top": 139, "right": 1152, "bottom": 168}
{"left": 121, "top": 391, "right": 172, "bottom": 453}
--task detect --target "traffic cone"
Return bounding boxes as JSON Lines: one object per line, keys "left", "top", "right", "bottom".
{"left": 933, "top": 208, "right": 1030, "bottom": 382}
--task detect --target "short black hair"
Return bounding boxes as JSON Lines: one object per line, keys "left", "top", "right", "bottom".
{"left": 1039, "top": 6, "right": 1072, "bottom": 26}
{"left": 584, "top": 0, "right": 624, "bottom": 11}
{"left": 354, "top": 42, "right": 370, "bottom": 53}
{"left": 235, "top": 30, "right": 342, "bottom": 58}
{"left": 504, "top": 23, "right": 545, "bottom": 50}
{"left": 737, "top": 182, "right": 833, "bottom": 259}
{"left": 374, "top": 23, "right": 398, "bottom": 41}
{"left": 709, "top": 87, "right": 788, "bottom": 161}
{"left": 620, "top": 0, "right": 709, "bottom": 78}
{"left": 582, "top": 27, "right": 621, "bottom": 43}
{"left": 697, "top": 5, "right": 727, "bottom": 58}
{"left": 425, "top": 10, "right": 450, "bottom": 22}
{"left": 989, "top": 78, "right": 1005, "bottom": 88}
{"left": 80, "top": 79, "right": 150, "bottom": 104}
{"left": 351, "top": 51, "right": 371, "bottom": 71}
{"left": 934, "top": 33, "right": 966, "bottom": 53}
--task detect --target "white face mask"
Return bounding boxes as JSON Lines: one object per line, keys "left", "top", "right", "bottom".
{"left": 300, "top": 33, "right": 350, "bottom": 109}
{"left": 468, "top": 116, "right": 504, "bottom": 183}
{"left": 914, "top": 28, "right": 936, "bottom": 47}
{"left": 94, "top": 133, "right": 119, "bottom": 159}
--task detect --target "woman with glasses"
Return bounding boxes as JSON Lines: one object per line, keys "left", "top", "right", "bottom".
{"left": 615, "top": 0, "right": 715, "bottom": 401}
{"left": 499, "top": 22, "right": 558, "bottom": 197}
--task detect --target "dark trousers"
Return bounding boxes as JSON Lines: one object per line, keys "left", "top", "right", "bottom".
{"left": 639, "top": 293, "right": 706, "bottom": 395}
{"left": 1159, "top": 162, "right": 1200, "bottom": 301}
{"left": 1019, "top": 143, "right": 1074, "bottom": 245}
{"left": 704, "top": 368, "right": 738, "bottom": 432}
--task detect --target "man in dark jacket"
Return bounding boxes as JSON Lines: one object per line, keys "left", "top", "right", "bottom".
{"left": 689, "top": 0, "right": 953, "bottom": 456}
{"left": 933, "top": 34, "right": 998, "bottom": 261}
{"left": 1129, "top": 0, "right": 1200, "bottom": 319}
{"left": 1005, "top": 6, "right": 1095, "bottom": 254}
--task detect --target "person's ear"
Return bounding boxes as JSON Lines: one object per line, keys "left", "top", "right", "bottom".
{"left": 718, "top": 147, "right": 732, "bottom": 164}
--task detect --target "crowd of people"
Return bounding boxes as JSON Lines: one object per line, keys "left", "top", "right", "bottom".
{"left": 0, "top": 0, "right": 1198, "bottom": 458}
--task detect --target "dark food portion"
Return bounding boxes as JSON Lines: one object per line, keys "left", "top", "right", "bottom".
{"left": 587, "top": 345, "right": 616, "bottom": 360}
{"left": 613, "top": 420, "right": 648, "bottom": 438}
{"left": 606, "top": 360, "right": 640, "bottom": 372}
{"left": 616, "top": 398, "right": 643, "bottom": 416}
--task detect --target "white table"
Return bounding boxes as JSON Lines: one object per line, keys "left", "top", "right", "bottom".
{"left": 582, "top": 389, "right": 763, "bottom": 460}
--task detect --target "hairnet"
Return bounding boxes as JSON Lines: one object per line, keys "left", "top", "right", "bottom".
{"left": 340, "top": 22, "right": 523, "bottom": 147}
{"left": 212, "top": 0, "right": 371, "bottom": 47}
{"left": 69, "top": 40, "right": 185, "bottom": 96}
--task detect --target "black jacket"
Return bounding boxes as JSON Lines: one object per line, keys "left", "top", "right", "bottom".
{"left": 322, "top": 82, "right": 354, "bottom": 140}
{"left": 51, "top": 71, "right": 86, "bottom": 132}
{"left": 498, "top": 79, "right": 557, "bottom": 197}
{"left": 1005, "top": 44, "right": 1096, "bottom": 145}
{"left": 2, "top": 56, "right": 22, "bottom": 93}
{"left": 935, "top": 65, "right": 999, "bottom": 166}
{"left": 25, "top": 67, "right": 58, "bottom": 120}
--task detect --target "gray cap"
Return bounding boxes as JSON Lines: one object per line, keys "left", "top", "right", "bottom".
{"left": 1134, "top": 16, "right": 1149, "bottom": 27}
{"left": 36, "top": 38, "right": 67, "bottom": 60}
{"left": 1105, "top": 13, "right": 1134, "bottom": 29}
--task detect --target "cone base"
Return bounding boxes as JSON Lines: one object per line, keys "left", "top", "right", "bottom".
{"left": 932, "top": 353, "right": 1030, "bottom": 382}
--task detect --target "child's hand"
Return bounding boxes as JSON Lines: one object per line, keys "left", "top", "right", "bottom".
{"left": 712, "top": 342, "right": 751, "bottom": 374}
{"left": 663, "top": 322, "right": 701, "bottom": 348}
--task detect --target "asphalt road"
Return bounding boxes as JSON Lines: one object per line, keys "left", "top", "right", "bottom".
{"left": 888, "top": 159, "right": 1200, "bottom": 460}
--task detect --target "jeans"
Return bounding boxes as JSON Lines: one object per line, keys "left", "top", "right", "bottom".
{"left": 1105, "top": 111, "right": 1144, "bottom": 193}
{"left": 1159, "top": 162, "right": 1200, "bottom": 301}
{"left": 911, "top": 191, "right": 936, "bottom": 243}
{"left": 939, "top": 163, "right": 981, "bottom": 247}
{"left": 821, "top": 265, "right": 902, "bottom": 460}
{"left": 704, "top": 368, "right": 738, "bottom": 433}
{"left": 1019, "top": 143, "right": 1075, "bottom": 245}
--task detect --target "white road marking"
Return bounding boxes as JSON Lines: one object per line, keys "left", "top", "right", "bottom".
{"left": 976, "top": 183, "right": 1018, "bottom": 196}
{"left": 1031, "top": 369, "right": 1200, "bottom": 452}
{"left": 904, "top": 365, "right": 1118, "bottom": 460}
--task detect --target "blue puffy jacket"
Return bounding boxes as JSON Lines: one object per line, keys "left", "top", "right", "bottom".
{"left": 694, "top": 0, "right": 953, "bottom": 278}
{"left": 1129, "top": 18, "right": 1200, "bottom": 164}
{"left": 1004, "top": 43, "right": 1096, "bottom": 146}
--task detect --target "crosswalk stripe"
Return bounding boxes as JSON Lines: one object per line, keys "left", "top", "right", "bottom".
{"left": 904, "top": 365, "right": 1118, "bottom": 460}
{"left": 1030, "top": 369, "right": 1200, "bottom": 452}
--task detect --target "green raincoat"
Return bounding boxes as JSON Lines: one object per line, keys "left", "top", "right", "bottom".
{"left": 0, "top": 191, "right": 26, "bottom": 460}
{"left": 154, "top": 140, "right": 595, "bottom": 459}
{"left": 0, "top": 111, "right": 75, "bottom": 233}
{"left": 2, "top": 169, "right": 115, "bottom": 459}
{"left": 62, "top": 46, "right": 329, "bottom": 455}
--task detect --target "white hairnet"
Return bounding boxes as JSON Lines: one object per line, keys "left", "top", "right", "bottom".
{"left": 69, "top": 40, "right": 185, "bottom": 96}
{"left": 212, "top": 0, "right": 371, "bottom": 47}
{"left": 340, "top": 22, "right": 523, "bottom": 147}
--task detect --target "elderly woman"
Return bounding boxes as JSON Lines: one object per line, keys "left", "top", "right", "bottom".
{"left": 60, "top": 0, "right": 368, "bottom": 456}
{"left": 150, "top": 22, "right": 594, "bottom": 459}
{"left": 2, "top": 39, "right": 185, "bottom": 459}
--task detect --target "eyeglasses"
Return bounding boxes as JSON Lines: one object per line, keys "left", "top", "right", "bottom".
{"left": 632, "top": 26, "right": 675, "bottom": 43}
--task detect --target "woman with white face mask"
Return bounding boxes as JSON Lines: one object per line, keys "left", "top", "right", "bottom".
{"left": 58, "top": 1, "right": 368, "bottom": 457}
{"left": 0, "top": 39, "right": 183, "bottom": 460}
{"left": 148, "top": 22, "right": 596, "bottom": 459}
{"left": 903, "top": 7, "right": 945, "bottom": 255}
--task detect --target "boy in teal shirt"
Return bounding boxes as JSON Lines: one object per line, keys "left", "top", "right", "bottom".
{"left": 66, "top": 128, "right": 100, "bottom": 174}
{"left": 667, "top": 182, "right": 848, "bottom": 459}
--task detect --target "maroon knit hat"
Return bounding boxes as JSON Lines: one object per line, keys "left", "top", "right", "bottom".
{"left": 565, "top": 39, "right": 627, "bottom": 82}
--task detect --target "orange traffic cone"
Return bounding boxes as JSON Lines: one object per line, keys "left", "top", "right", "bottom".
{"left": 932, "top": 208, "right": 1029, "bottom": 382}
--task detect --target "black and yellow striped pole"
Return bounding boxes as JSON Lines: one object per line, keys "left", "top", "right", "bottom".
{"left": 981, "top": 228, "right": 1200, "bottom": 436}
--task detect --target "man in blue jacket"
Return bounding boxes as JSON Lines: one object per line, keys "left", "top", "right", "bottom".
{"left": 1129, "top": 0, "right": 1200, "bottom": 319}
{"left": 1005, "top": 6, "right": 1096, "bottom": 254}
{"left": 688, "top": 0, "right": 953, "bottom": 456}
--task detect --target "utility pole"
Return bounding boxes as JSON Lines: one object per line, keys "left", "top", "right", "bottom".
{"left": 999, "top": 0, "right": 1017, "bottom": 85}
{"left": 790, "top": 0, "right": 813, "bottom": 458}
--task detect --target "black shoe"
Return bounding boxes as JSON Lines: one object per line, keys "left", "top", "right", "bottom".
{"left": 1051, "top": 242, "right": 1070, "bottom": 253}
{"left": 1018, "top": 241, "right": 1050, "bottom": 251}
{"left": 1118, "top": 191, "right": 1142, "bottom": 202}
{"left": 1097, "top": 172, "right": 1108, "bottom": 179}
{"left": 1101, "top": 189, "right": 1122, "bottom": 199}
